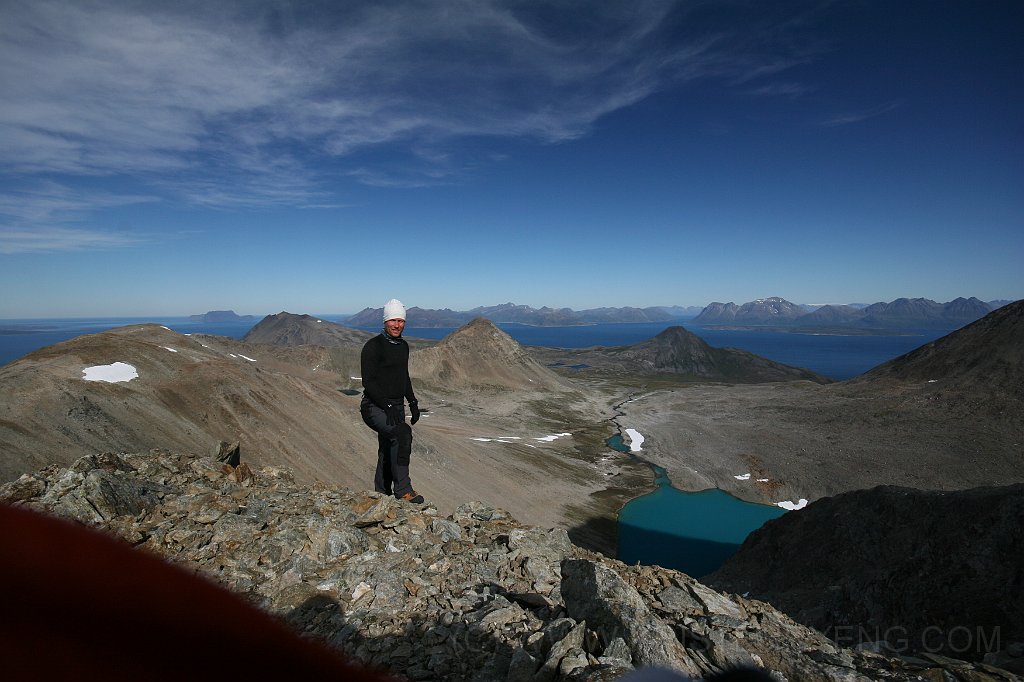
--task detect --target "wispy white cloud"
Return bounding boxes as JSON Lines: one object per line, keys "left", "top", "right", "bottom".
{"left": 0, "top": 181, "right": 157, "bottom": 253}
{"left": 747, "top": 81, "right": 814, "bottom": 99}
{"left": 0, "top": 0, "right": 821, "bottom": 210}
{"left": 820, "top": 101, "right": 902, "bottom": 127}
{"left": 0, "top": 181, "right": 157, "bottom": 223}
{"left": 0, "top": 226, "right": 143, "bottom": 254}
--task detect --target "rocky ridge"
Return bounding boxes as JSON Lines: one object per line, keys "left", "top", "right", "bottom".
{"left": 3, "top": 451, "right": 1018, "bottom": 681}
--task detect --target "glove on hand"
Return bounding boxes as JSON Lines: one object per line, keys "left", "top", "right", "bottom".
{"left": 385, "top": 402, "right": 403, "bottom": 426}
{"left": 409, "top": 400, "right": 421, "bottom": 425}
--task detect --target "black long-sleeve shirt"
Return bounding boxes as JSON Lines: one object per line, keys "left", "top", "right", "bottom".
{"left": 360, "top": 333, "right": 417, "bottom": 408}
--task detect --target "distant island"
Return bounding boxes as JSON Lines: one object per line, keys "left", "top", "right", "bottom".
{"left": 188, "top": 310, "right": 257, "bottom": 324}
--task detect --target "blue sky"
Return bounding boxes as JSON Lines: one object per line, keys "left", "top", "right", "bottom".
{"left": 1, "top": 0, "right": 1021, "bottom": 317}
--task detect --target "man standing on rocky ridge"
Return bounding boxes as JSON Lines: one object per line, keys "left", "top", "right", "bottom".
{"left": 359, "top": 299, "right": 424, "bottom": 504}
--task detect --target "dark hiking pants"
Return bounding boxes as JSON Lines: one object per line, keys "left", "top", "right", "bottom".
{"left": 359, "top": 395, "right": 413, "bottom": 497}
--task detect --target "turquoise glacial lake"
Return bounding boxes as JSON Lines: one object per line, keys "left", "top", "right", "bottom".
{"left": 609, "top": 435, "right": 788, "bottom": 577}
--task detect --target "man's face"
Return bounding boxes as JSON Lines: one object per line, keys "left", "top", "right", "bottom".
{"left": 384, "top": 318, "right": 405, "bottom": 337}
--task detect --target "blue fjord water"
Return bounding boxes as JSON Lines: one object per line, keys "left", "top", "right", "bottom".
{"left": 608, "top": 435, "right": 787, "bottom": 577}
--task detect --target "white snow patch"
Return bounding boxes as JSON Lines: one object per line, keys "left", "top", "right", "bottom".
{"left": 82, "top": 362, "right": 138, "bottom": 383}
{"left": 160, "top": 326, "right": 172, "bottom": 331}
{"left": 475, "top": 433, "right": 569, "bottom": 444}
{"left": 351, "top": 376, "right": 361, "bottom": 380}
{"left": 237, "top": 354, "right": 256, "bottom": 362}
{"left": 162, "top": 346, "right": 178, "bottom": 353}
{"left": 928, "top": 379, "right": 938, "bottom": 383}
{"left": 776, "top": 499, "right": 808, "bottom": 511}
{"left": 534, "top": 432, "right": 572, "bottom": 443}
{"left": 624, "top": 428, "right": 644, "bottom": 452}
{"left": 734, "top": 473, "right": 751, "bottom": 481}
{"left": 757, "top": 478, "right": 770, "bottom": 483}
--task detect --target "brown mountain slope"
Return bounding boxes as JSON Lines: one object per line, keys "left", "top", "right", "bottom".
{"left": 0, "top": 324, "right": 375, "bottom": 483}
{"left": 411, "top": 317, "right": 573, "bottom": 392}
{"left": 0, "top": 323, "right": 643, "bottom": 544}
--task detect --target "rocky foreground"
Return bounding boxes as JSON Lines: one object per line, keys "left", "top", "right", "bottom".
{"left": 3, "top": 451, "right": 1019, "bottom": 681}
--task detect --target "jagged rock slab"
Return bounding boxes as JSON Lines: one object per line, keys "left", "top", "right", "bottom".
{"left": 3, "top": 451, "right": 1017, "bottom": 681}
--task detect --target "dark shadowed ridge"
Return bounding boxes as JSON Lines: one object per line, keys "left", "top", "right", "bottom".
{"left": 705, "top": 483, "right": 1024, "bottom": 662}
{"left": 243, "top": 312, "right": 374, "bottom": 348}
{"left": 610, "top": 325, "right": 830, "bottom": 383}
{"left": 855, "top": 299, "right": 1023, "bottom": 390}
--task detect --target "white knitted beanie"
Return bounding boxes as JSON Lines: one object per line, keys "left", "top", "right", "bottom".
{"left": 383, "top": 298, "right": 406, "bottom": 322}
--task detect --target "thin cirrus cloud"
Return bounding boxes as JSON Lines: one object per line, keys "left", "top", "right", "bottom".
{"left": 0, "top": 181, "right": 158, "bottom": 254}
{"left": 0, "top": 226, "right": 144, "bottom": 255}
{"left": 0, "top": 0, "right": 808, "bottom": 204}
{"left": 819, "top": 101, "right": 902, "bottom": 127}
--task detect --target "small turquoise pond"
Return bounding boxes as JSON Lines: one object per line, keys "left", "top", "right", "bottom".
{"left": 609, "top": 435, "right": 787, "bottom": 577}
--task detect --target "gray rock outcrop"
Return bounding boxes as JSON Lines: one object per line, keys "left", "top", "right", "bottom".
{"left": 3, "top": 452, "right": 1018, "bottom": 681}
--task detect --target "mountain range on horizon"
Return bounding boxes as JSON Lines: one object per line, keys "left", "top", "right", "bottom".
{"left": 335, "top": 296, "right": 1013, "bottom": 330}
{"left": 342, "top": 302, "right": 693, "bottom": 328}
{"left": 691, "top": 296, "right": 1007, "bottom": 330}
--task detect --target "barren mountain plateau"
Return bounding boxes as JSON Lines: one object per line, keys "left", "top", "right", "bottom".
{"left": 2, "top": 302, "right": 1023, "bottom": 677}
{"left": 3, "top": 304, "right": 1022, "bottom": 557}
{"left": 0, "top": 321, "right": 651, "bottom": 556}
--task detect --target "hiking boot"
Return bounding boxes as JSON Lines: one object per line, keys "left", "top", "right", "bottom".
{"left": 399, "top": 492, "right": 425, "bottom": 504}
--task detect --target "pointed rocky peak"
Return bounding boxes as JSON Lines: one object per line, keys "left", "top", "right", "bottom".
{"left": 412, "top": 318, "right": 568, "bottom": 391}
{"left": 606, "top": 324, "right": 828, "bottom": 383}
{"left": 649, "top": 325, "right": 709, "bottom": 346}
{"left": 437, "top": 316, "right": 517, "bottom": 349}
